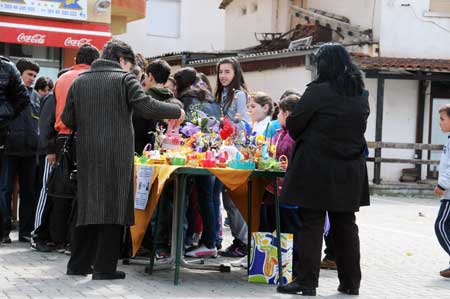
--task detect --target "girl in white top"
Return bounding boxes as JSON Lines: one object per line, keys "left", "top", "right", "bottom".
{"left": 248, "top": 92, "right": 274, "bottom": 137}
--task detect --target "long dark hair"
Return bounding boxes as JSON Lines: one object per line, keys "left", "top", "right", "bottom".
{"left": 315, "top": 43, "right": 364, "bottom": 97}
{"left": 214, "top": 57, "right": 247, "bottom": 112}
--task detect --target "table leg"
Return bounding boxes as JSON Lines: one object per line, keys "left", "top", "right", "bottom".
{"left": 146, "top": 191, "right": 162, "bottom": 275}
{"left": 274, "top": 177, "right": 284, "bottom": 286}
{"left": 174, "top": 174, "right": 187, "bottom": 285}
{"left": 247, "top": 179, "right": 252, "bottom": 276}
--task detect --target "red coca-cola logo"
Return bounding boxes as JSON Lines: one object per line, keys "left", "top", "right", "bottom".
{"left": 17, "top": 33, "right": 46, "bottom": 45}
{"left": 64, "top": 37, "right": 92, "bottom": 48}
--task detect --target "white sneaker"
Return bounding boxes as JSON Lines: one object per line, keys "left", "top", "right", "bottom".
{"left": 185, "top": 245, "right": 217, "bottom": 258}
{"left": 231, "top": 256, "right": 248, "bottom": 269}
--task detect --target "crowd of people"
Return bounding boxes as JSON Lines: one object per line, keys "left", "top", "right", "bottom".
{"left": 2, "top": 39, "right": 418, "bottom": 296}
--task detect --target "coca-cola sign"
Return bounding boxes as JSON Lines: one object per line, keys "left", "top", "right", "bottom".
{"left": 64, "top": 37, "right": 92, "bottom": 48}
{"left": 17, "top": 33, "right": 46, "bottom": 45}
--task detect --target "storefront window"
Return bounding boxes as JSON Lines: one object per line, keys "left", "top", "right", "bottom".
{"left": 0, "top": 42, "right": 62, "bottom": 82}
{"left": 7, "top": 43, "right": 61, "bottom": 61}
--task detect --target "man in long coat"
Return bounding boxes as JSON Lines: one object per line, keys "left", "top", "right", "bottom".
{"left": 61, "top": 40, "right": 184, "bottom": 280}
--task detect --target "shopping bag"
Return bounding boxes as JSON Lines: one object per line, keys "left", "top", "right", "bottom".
{"left": 248, "top": 231, "right": 293, "bottom": 285}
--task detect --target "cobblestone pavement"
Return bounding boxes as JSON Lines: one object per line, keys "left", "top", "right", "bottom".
{"left": 0, "top": 196, "right": 449, "bottom": 299}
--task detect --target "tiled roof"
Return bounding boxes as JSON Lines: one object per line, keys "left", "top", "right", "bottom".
{"left": 354, "top": 56, "right": 450, "bottom": 73}
{"left": 188, "top": 45, "right": 319, "bottom": 65}
{"left": 147, "top": 51, "right": 238, "bottom": 61}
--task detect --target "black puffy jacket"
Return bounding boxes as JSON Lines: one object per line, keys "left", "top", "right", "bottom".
{"left": 3, "top": 87, "right": 38, "bottom": 156}
{"left": 0, "top": 56, "right": 29, "bottom": 133}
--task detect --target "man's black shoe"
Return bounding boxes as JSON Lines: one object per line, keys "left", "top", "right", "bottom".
{"left": 66, "top": 268, "right": 93, "bottom": 276}
{"left": 92, "top": 271, "right": 126, "bottom": 280}
{"left": 32, "top": 242, "right": 52, "bottom": 252}
{"left": 338, "top": 285, "right": 359, "bottom": 295}
{"left": 18, "top": 235, "right": 31, "bottom": 242}
{"left": 276, "top": 279, "right": 316, "bottom": 296}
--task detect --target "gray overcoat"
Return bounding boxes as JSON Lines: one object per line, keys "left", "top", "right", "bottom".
{"left": 61, "top": 59, "right": 181, "bottom": 226}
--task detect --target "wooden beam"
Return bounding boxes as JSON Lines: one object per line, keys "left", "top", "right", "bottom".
{"left": 366, "top": 141, "right": 443, "bottom": 151}
{"left": 367, "top": 157, "right": 440, "bottom": 165}
{"left": 415, "top": 80, "right": 428, "bottom": 176}
{"left": 373, "top": 77, "right": 384, "bottom": 184}
{"left": 364, "top": 70, "right": 450, "bottom": 81}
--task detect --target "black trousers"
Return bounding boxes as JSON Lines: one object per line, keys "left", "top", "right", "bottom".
{"left": 0, "top": 155, "right": 37, "bottom": 237}
{"left": 0, "top": 131, "right": 4, "bottom": 238}
{"left": 295, "top": 208, "right": 361, "bottom": 289}
{"left": 324, "top": 229, "right": 336, "bottom": 261}
{"left": 67, "top": 224, "right": 123, "bottom": 273}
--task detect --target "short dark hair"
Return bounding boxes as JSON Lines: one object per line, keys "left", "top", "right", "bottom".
{"left": 34, "top": 76, "right": 54, "bottom": 92}
{"left": 279, "top": 95, "right": 300, "bottom": 113}
{"left": 439, "top": 104, "right": 450, "bottom": 118}
{"left": 101, "top": 39, "right": 135, "bottom": 65}
{"left": 16, "top": 58, "right": 40, "bottom": 74}
{"left": 145, "top": 59, "right": 171, "bottom": 84}
{"left": 75, "top": 44, "right": 100, "bottom": 65}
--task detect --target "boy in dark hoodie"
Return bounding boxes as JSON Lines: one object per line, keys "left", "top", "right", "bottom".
{"left": 133, "top": 59, "right": 174, "bottom": 153}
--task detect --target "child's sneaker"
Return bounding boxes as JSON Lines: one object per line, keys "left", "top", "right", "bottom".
{"left": 185, "top": 245, "right": 217, "bottom": 258}
{"left": 231, "top": 256, "right": 248, "bottom": 269}
{"left": 440, "top": 267, "right": 450, "bottom": 278}
{"left": 219, "top": 239, "right": 247, "bottom": 257}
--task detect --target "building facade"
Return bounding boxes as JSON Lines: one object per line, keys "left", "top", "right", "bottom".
{"left": 0, "top": 0, "right": 145, "bottom": 80}
{"left": 116, "top": 0, "right": 226, "bottom": 57}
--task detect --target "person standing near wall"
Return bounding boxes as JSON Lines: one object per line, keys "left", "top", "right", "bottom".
{"left": 277, "top": 43, "right": 370, "bottom": 296}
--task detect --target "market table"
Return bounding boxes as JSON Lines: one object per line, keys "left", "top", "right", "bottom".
{"left": 131, "top": 165, "right": 286, "bottom": 285}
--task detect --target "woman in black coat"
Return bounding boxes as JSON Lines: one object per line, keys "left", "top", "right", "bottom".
{"left": 277, "top": 43, "right": 370, "bottom": 296}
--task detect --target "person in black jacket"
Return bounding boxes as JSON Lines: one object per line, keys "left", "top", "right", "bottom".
{"left": 0, "top": 58, "right": 40, "bottom": 243}
{"left": 174, "top": 67, "right": 221, "bottom": 258}
{"left": 0, "top": 56, "right": 29, "bottom": 243}
{"left": 277, "top": 43, "right": 370, "bottom": 296}
{"left": 31, "top": 91, "right": 57, "bottom": 252}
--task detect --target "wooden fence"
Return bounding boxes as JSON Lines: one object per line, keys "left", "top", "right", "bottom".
{"left": 366, "top": 141, "right": 443, "bottom": 184}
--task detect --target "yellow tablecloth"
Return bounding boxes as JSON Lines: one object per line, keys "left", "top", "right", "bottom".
{"left": 131, "top": 165, "right": 267, "bottom": 256}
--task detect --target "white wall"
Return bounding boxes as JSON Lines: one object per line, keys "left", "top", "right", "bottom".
{"left": 204, "top": 65, "right": 312, "bottom": 100}
{"left": 379, "top": 0, "right": 450, "bottom": 59}
{"left": 116, "top": 0, "right": 225, "bottom": 57}
{"left": 243, "top": 66, "right": 311, "bottom": 99}
{"left": 224, "top": 0, "right": 277, "bottom": 50}
{"left": 365, "top": 78, "right": 420, "bottom": 181}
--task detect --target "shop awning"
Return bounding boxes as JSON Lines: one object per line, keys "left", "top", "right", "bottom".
{"left": 0, "top": 15, "right": 111, "bottom": 49}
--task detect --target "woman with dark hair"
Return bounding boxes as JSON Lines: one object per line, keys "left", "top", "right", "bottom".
{"left": 277, "top": 43, "right": 370, "bottom": 296}
{"left": 214, "top": 57, "right": 250, "bottom": 258}
{"left": 173, "top": 67, "right": 221, "bottom": 258}
{"left": 174, "top": 67, "right": 220, "bottom": 121}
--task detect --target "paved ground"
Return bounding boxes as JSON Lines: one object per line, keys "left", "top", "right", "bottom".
{"left": 1, "top": 195, "right": 449, "bottom": 299}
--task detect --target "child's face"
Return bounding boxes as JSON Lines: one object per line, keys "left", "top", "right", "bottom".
{"left": 440, "top": 111, "right": 450, "bottom": 133}
{"left": 218, "top": 63, "right": 235, "bottom": 87}
{"left": 37, "top": 86, "right": 51, "bottom": 98}
{"left": 21, "top": 70, "right": 37, "bottom": 87}
{"left": 248, "top": 98, "right": 269, "bottom": 123}
{"left": 277, "top": 109, "right": 290, "bottom": 127}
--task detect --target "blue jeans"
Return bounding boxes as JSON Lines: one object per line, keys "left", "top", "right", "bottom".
{"left": 195, "top": 176, "right": 218, "bottom": 248}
